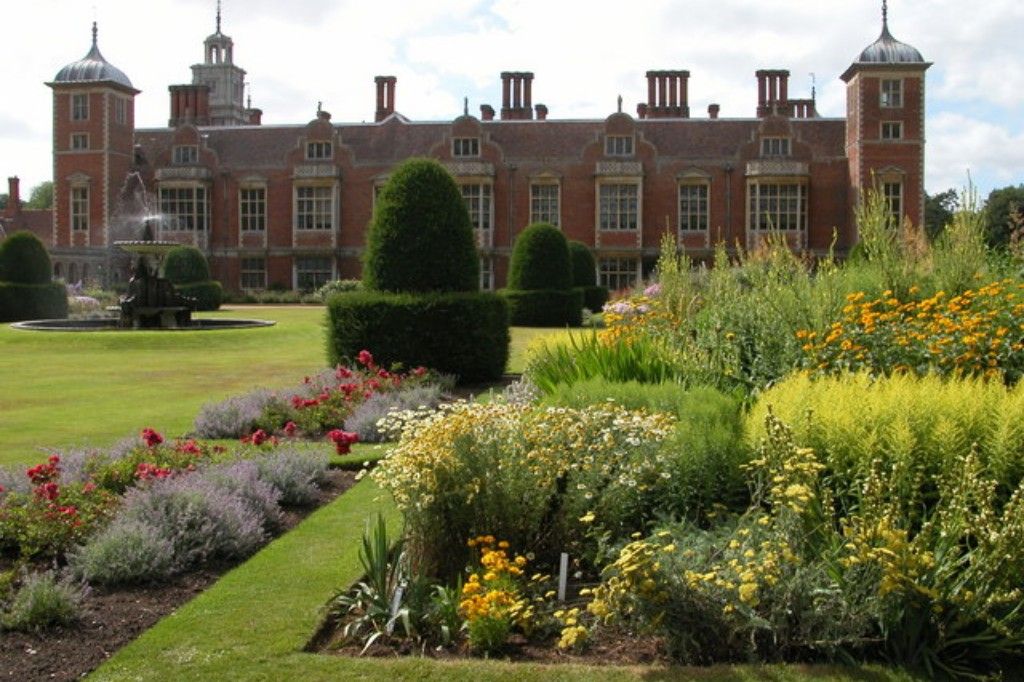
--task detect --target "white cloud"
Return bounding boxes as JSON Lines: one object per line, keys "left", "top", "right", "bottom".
{"left": 928, "top": 112, "right": 1024, "bottom": 193}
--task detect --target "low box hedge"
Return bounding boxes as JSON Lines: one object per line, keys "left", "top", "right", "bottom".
{"left": 500, "top": 288, "right": 583, "bottom": 327}
{"left": 326, "top": 290, "right": 509, "bottom": 383}
{"left": 576, "top": 285, "right": 609, "bottom": 313}
{"left": 176, "top": 281, "right": 223, "bottom": 311}
{"left": 0, "top": 282, "right": 69, "bottom": 322}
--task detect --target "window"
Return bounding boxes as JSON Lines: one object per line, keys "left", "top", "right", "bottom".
{"left": 452, "top": 137, "right": 480, "bottom": 157}
{"left": 881, "top": 121, "right": 903, "bottom": 141}
{"left": 172, "top": 145, "right": 198, "bottom": 165}
{"left": 761, "top": 137, "right": 791, "bottom": 157}
{"left": 240, "top": 257, "right": 266, "bottom": 290}
{"left": 306, "top": 142, "right": 332, "bottom": 160}
{"left": 479, "top": 257, "right": 494, "bottom": 291}
{"left": 530, "top": 183, "right": 560, "bottom": 226}
{"left": 239, "top": 188, "right": 266, "bottom": 232}
{"left": 159, "top": 186, "right": 208, "bottom": 231}
{"left": 295, "top": 186, "right": 334, "bottom": 230}
{"left": 748, "top": 182, "right": 807, "bottom": 231}
{"left": 599, "top": 183, "right": 639, "bottom": 230}
{"left": 114, "top": 97, "right": 127, "bottom": 125}
{"left": 71, "top": 93, "right": 88, "bottom": 121}
{"left": 678, "top": 183, "right": 709, "bottom": 232}
{"left": 295, "top": 256, "right": 333, "bottom": 292}
{"left": 71, "top": 187, "right": 89, "bottom": 232}
{"left": 71, "top": 133, "right": 89, "bottom": 151}
{"left": 605, "top": 135, "right": 634, "bottom": 156}
{"left": 460, "top": 184, "right": 493, "bottom": 232}
{"left": 883, "top": 181, "right": 902, "bottom": 225}
{"left": 880, "top": 79, "right": 902, "bottom": 108}
{"left": 598, "top": 257, "right": 640, "bottom": 292}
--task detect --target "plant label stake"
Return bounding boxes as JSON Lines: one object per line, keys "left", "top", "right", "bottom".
{"left": 386, "top": 582, "right": 405, "bottom": 635}
{"left": 558, "top": 552, "right": 569, "bottom": 602}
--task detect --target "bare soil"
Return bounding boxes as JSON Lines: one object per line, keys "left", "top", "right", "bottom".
{"left": 0, "top": 469, "right": 357, "bottom": 682}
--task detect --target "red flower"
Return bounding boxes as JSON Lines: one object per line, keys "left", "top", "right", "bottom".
{"left": 35, "top": 482, "right": 60, "bottom": 501}
{"left": 48, "top": 454, "right": 61, "bottom": 466}
{"left": 412, "top": 366, "right": 428, "bottom": 377}
{"left": 336, "top": 366, "right": 353, "bottom": 380}
{"left": 291, "top": 395, "right": 305, "bottom": 409}
{"left": 141, "top": 428, "right": 164, "bottom": 448}
{"left": 251, "top": 429, "right": 269, "bottom": 446}
{"left": 26, "top": 458, "right": 59, "bottom": 485}
{"left": 326, "top": 429, "right": 359, "bottom": 455}
{"left": 136, "top": 462, "right": 172, "bottom": 481}
{"left": 357, "top": 350, "right": 375, "bottom": 368}
{"left": 82, "top": 482, "right": 97, "bottom": 494}
{"left": 283, "top": 421, "right": 298, "bottom": 437}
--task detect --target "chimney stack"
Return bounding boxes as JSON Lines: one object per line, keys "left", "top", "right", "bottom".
{"left": 374, "top": 76, "right": 397, "bottom": 122}
{"left": 246, "top": 108, "right": 263, "bottom": 125}
{"left": 645, "top": 70, "right": 690, "bottom": 118}
{"left": 168, "top": 84, "right": 211, "bottom": 127}
{"left": 756, "top": 70, "right": 792, "bottom": 118}
{"left": 636, "top": 103, "right": 649, "bottom": 119}
{"left": 8, "top": 177, "right": 21, "bottom": 211}
{"left": 500, "top": 72, "right": 535, "bottom": 120}
{"left": 480, "top": 104, "right": 495, "bottom": 121}
{"left": 708, "top": 103, "right": 720, "bottom": 119}
{"left": 534, "top": 104, "right": 548, "bottom": 120}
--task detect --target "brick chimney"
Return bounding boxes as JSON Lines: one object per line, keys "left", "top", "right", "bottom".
{"left": 246, "top": 108, "right": 263, "bottom": 125}
{"left": 500, "top": 72, "right": 534, "bottom": 120}
{"left": 480, "top": 104, "right": 495, "bottom": 121}
{"left": 168, "top": 84, "right": 211, "bottom": 127}
{"left": 534, "top": 104, "right": 548, "bottom": 120}
{"left": 756, "top": 70, "right": 792, "bottom": 118}
{"left": 645, "top": 70, "right": 690, "bottom": 118}
{"left": 708, "top": 103, "right": 720, "bottom": 119}
{"left": 374, "top": 76, "right": 397, "bottom": 122}
{"left": 7, "top": 177, "right": 21, "bottom": 214}
{"left": 636, "top": 103, "right": 649, "bottom": 119}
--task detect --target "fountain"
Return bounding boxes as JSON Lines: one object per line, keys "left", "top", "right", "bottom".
{"left": 11, "top": 173, "right": 273, "bottom": 332}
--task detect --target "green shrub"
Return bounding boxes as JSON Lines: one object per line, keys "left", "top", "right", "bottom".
{"left": 747, "top": 372, "right": 1024, "bottom": 508}
{"left": 0, "top": 231, "right": 51, "bottom": 284}
{"left": 362, "top": 158, "right": 478, "bottom": 293}
{"left": 326, "top": 290, "right": 509, "bottom": 383}
{"left": 508, "top": 223, "right": 572, "bottom": 291}
{"left": 501, "top": 288, "right": 582, "bottom": 327}
{"left": 163, "top": 245, "right": 211, "bottom": 284}
{"left": 542, "top": 378, "right": 749, "bottom": 516}
{"left": 1, "top": 571, "right": 83, "bottom": 632}
{"left": 568, "top": 240, "right": 597, "bottom": 287}
{"left": 0, "top": 281, "right": 68, "bottom": 322}
{"left": 314, "top": 278, "right": 362, "bottom": 301}
{"left": 175, "top": 280, "right": 222, "bottom": 311}
{"left": 576, "top": 285, "right": 608, "bottom": 313}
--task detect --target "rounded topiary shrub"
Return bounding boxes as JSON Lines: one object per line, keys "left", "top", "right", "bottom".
{"left": 163, "top": 245, "right": 211, "bottom": 284}
{"left": 508, "top": 223, "right": 572, "bottom": 291}
{"left": 363, "top": 158, "right": 479, "bottom": 293}
{"left": 567, "top": 240, "right": 608, "bottom": 313}
{"left": 0, "top": 231, "right": 52, "bottom": 284}
{"left": 326, "top": 291, "right": 509, "bottom": 383}
{"left": 162, "top": 245, "right": 221, "bottom": 311}
{"left": 0, "top": 232, "right": 68, "bottom": 322}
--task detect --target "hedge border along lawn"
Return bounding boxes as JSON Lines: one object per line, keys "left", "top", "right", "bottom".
{"left": 90, "top": 478, "right": 916, "bottom": 682}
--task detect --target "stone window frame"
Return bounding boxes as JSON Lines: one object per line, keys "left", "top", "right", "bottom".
{"left": 760, "top": 136, "right": 791, "bottom": 158}
{"left": 746, "top": 179, "right": 808, "bottom": 233}
{"left": 881, "top": 121, "right": 903, "bottom": 141}
{"left": 597, "top": 180, "right": 641, "bottom": 232}
{"left": 880, "top": 79, "right": 903, "bottom": 108}
{"left": 598, "top": 256, "right": 640, "bottom": 292}
{"left": 529, "top": 181, "right": 561, "bottom": 227}
{"left": 70, "top": 133, "right": 89, "bottom": 151}
{"left": 459, "top": 181, "right": 494, "bottom": 248}
{"left": 452, "top": 137, "right": 481, "bottom": 158}
{"left": 70, "top": 185, "right": 89, "bottom": 232}
{"left": 159, "top": 183, "right": 209, "bottom": 232}
{"left": 305, "top": 141, "right": 333, "bottom": 161}
{"left": 239, "top": 256, "right": 267, "bottom": 290}
{"left": 239, "top": 185, "right": 267, "bottom": 232}
{"left": 294, "top": 255, "right": 335, "bottom": 292}
{"left": 71, "top": 93, "right": 89, "bottom": 121}
{"left": 172, "top": 145, "right": 199, "bottom": 165}
{"left": 604, "top": 135, "right": 635, "bottom": 157}
{"left": 479, "top": 255, "right": 494, "bottom": 291}
{"left": 678, "top": 180, "right": 710, "bottom": 234}
{"left": 293, "top": 183, "right": 336, "bottom": 232}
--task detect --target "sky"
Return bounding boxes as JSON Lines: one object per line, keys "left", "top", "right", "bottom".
{"left": 1, "top": 0, "right": 1021, "bottom": 202}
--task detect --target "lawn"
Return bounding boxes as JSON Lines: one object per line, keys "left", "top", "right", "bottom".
{"left": 0, "top": 306, "right": 575, "bottom": 467}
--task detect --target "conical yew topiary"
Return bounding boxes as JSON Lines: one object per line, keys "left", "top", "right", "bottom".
{"left": 507, "top": 222, "right": 572, "bottom": 291}
{"left": 0, "top": 231, "right": 52, "bottom": 284}
{"left": 363, "top": 158, "right": 479, "bottom": 293}
{"left": 568, "top": 240, "right": 597, "bottom": 287}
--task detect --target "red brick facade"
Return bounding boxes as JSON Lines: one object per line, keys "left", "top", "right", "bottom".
{"left": 44, "top": 14, "right": 929, "bottom": 293}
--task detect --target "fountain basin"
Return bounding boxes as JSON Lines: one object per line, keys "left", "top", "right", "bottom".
{"left": 11, "top": 318, "right": 275, "bottom": 332}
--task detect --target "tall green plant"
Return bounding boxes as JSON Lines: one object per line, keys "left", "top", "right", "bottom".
{"left": 932, "top": 185, "right": 989, "bottom": 295}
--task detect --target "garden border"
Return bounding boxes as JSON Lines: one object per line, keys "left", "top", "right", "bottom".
{"left": 90, "top": 478, "right": 914, "bottom": 682}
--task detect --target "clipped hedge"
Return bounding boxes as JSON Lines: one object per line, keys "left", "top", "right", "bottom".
{"left": 501, "top": 288, "right": 583, "bottom": 327}
{"left": 568, "top": 240, "right": 597, "bottom": 287}
{"left": 0, "top": 282, "right": 68, "bottom": 322}
{"left": 0, "top": 231, "right": 52, "bottom": 285}
{"left": 508, "top": 223, "right": 572, "bottom": 291}
{"left": 326, "top": 290, "right": 509, "bottom": 383}
{"left": 175, "top": 281, "right": 223, "bottom": 312}
{"left": 363, "top": 159, "right": 478, "bottom": 293}
{"left": 162, "top": 245, "right": 221, "bottom": 311}
{"left": 576, "top": 285, "right": 609, "bottom": 313}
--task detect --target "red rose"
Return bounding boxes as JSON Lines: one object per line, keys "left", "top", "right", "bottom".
{"left": 357, "top": 350, "right": 374, "bottom": 368}
{"left": 284, "top": 421, "right": 297, "bottom": 437}
{"left": 141, "top": 428, "right": 164, "bottom": 448}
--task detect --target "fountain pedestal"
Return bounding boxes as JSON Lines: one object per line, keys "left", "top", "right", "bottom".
{"left": 115, "top": 241, "right": 195, "bottom": 329}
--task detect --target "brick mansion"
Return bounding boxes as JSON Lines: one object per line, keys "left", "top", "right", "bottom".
{"left": 7, "top": 3, "right": 929, "bottom": 293}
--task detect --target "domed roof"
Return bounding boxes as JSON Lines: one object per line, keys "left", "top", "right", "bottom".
{"left": 855, "top": 2, "right": 924, "bottom": 64}
{"left": 52, "top": 23, "right": 134, "bottom": 89}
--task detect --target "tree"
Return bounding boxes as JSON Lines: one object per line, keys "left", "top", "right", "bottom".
{"left": 26, "top": 181, "right": 53, "bottom": 210}
{"left": 924, "top": 189, "right": 957, "bottom": 240}
{"left": 0, "top": 194, "right": 8, "bottom": 210}
{"left": 982, "top": 184, "right": 1024, "bottom": 248}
